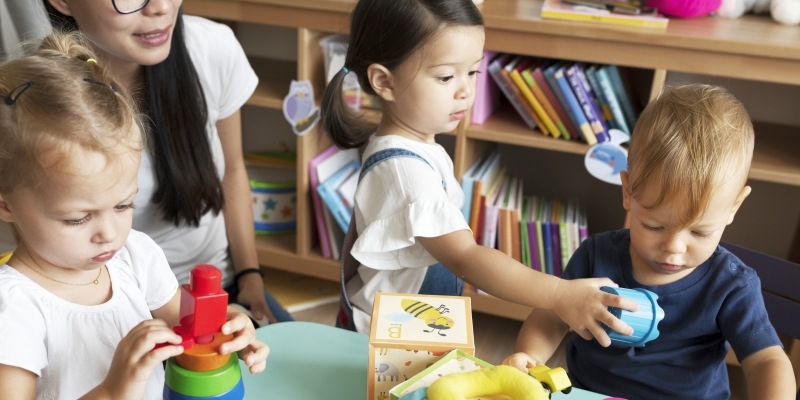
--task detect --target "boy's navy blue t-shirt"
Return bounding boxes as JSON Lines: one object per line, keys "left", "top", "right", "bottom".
{"left": 562, "top": 229, "right": 780, "bottom": 400}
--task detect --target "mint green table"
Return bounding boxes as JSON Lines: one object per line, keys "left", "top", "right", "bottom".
{"left": 242, "top": 321, "right": 618, "bottom": 399}
{"left": 242, "top": 321, "right": 368, "bottom": 399}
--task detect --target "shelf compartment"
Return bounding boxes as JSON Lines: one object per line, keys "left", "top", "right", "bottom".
{"left": 255, "top": 235, "right": 339, "bottom": 281}
{"left": 467, "top": 106, "right": 589, "bottom": 155}
{"left": 750, "top": 122, "right": 800, "bottom": 186}
{"left": 247, "top": 57, "right": 297, "bottom": 109}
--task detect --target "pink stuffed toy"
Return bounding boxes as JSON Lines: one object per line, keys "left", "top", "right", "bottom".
{"left": 648, "top": 0, "right": 721, "bottom": 18}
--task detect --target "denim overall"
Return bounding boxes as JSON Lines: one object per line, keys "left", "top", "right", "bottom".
{"left": 336, "top": 148, "right": 465, "bottom": 331}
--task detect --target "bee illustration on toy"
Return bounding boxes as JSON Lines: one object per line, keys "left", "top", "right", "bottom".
{"left": 400, "top": 299, "right": 455, "bottom": 336}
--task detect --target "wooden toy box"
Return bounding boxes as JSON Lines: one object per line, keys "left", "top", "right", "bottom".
{"left": 368, "top": 293, "right": 474, "bottom": 400}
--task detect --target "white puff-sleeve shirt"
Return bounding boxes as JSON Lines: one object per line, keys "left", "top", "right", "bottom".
{"left": 0, "top": 230, "right": 179, "bottom": 400}
{"left": 348, "top": 135, "right": 470, "bottom": 333}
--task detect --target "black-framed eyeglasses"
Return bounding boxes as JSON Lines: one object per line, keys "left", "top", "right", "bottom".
{"left": 112, "top": 0, "right": 149, "bottom": 14}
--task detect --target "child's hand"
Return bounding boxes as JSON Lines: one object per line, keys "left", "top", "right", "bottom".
{"left": 552, "top": 278, "right": 638, "bottom": 347}
{"left": 99, "top": 319, "right": 184, "bottom": 399}
{"left": 220, "top": 309, "right": 270, "bottom": 374}
{"left": 502, "top": 352, "right": 543, "bottom": 372}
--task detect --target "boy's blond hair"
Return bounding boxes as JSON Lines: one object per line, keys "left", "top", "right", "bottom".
{"left": 627, "top": 84, "right": 754, "bottom": 228}
{"left": 0, "top": 30, "right": 142, "bottom": 195}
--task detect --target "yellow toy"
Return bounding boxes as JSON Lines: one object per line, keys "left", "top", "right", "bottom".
{"left": 528, "top": 365, "right": 572, "bottom": 395}
{"left": 426, "top": 364, "right": 570, "bottom": 400}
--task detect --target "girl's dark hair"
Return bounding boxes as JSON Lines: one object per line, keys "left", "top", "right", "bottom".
{"left": 43, "top": 3, "right": 222, "bottom": 227}
{"left": 320, "top": 0, "right": 483, "bottom": 149}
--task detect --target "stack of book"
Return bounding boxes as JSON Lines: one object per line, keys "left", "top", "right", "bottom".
{"left": 483, "top": 54, "right": 639, "bottom": 145}
{"left": 461, "top": 151, "right": 588, "bottom": 277}
{"left": 540, "top": 0, "right": 670, "bottom": 29}
{"left": 309, "top": 146, "right": 360, "bottom": 260}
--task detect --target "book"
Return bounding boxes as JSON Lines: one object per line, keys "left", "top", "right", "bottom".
{"left": 532, "top": 63, "right": 579, "bottom": 140}
{"left": 583, "top": 64, "right": 615, "bottom": 128}
{"left": 317, "top": 160, "right": 360, "bottom": 233}
{"left": 540, "top": 0, "right": 669, "bottom": 30}
{"left": 509, "top": 57, "right": 559, "bottom": 137}
{"left": 566, "top": 63, "right": 609, "bottom": 143}
{"left": 521, "top": 64, "right": 570, "bottom": 140}
{"left": 308, "top": 146, "right": 340, "bottom": 258}
{"left": 460, "top": 151, "right": 493, "bottom": 221}
{"left": 603, "top": 64, "right": 639, "bottom": 130}
{"left": 487, "top": 54, "right": 538, "bottom": 130}
{"left": 481, "top": 166, "right": 509, "bottom": 249}
{"left": 470, "top": 150, "right": 502, "bottom": 242}
{"left": 501, "top": 56, "right": 546, "bottom": 131}
{"left": 472, "top": 51, "right": 502, "bottom": 125}
{"left": 312, "top": 147, "right": 359, "bottom": 258}
{"left": 575, "top": 62, "right": 610, "bottom": 135}
{"left": 550, "top": 64, "right": 597, "bottom": 145}
{"left": 261, "top": 267, "right": 340, "bottom": 313}
{"left": 593, "top": 64, "right": 631, "bottom": 135}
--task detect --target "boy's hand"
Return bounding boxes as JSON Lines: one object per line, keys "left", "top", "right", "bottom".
{"left": 502, "top": 352, "right": 544, "bottom": 372}
{"left": 552, "top": 278, "right": 638, "bottom": 347}
{"left": 99, "top": 319, "right": 184, "bottom": 399}
{"left": 220, "top": 309, "right": 270, "bottom": 374}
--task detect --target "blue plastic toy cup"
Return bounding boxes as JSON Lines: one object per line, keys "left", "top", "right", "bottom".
{"left": 601, "top": 286, "right": 664, "bottom": 347}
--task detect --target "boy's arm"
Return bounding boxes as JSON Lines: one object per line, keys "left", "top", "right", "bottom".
{"left": 740, "top": 345, "right": 796, "bottom": 399}
{"left": 504, "top": 309, "right": 570, "bottom": 371}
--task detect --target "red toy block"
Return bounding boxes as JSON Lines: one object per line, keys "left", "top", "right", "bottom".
{"left": 176, "top": 264, "right": 228, "bottom": 344}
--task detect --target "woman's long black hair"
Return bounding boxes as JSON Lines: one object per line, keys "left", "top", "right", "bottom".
{"left": 43, "top": 3, "right": 223, "bottom": 227}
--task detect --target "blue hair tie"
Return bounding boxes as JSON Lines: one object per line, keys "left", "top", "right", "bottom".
{"left": 341, "top": 66, "right": 350, "bottom": 75}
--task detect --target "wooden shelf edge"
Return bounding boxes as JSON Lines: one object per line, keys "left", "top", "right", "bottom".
{"left": 466, "top": 290, "right": 532, "bottom": 321}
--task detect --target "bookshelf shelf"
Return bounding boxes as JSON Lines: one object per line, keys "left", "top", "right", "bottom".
{"left": 247, "top": 58, "right": 296, "bottom": 109}
{"left": 185, "top": 0, "right": 800, "bottom": 321}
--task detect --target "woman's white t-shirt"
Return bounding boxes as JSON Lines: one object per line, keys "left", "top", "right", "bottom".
{"left": 132, "top": 15, "right": 258, "bottom": 287}
{"left": 347, "top": 135, "right": 470, "bottom": 333}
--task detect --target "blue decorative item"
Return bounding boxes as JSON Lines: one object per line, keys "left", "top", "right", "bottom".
{"left": 601, "top": 286, "right": 664, "bottom": 347}
{"left": 584, "top": 128, "right": 629, "bottom": 185}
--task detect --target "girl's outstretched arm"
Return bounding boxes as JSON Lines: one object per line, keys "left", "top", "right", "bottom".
{"left": 418, "top": 229, "right": 636, "bottom": 347}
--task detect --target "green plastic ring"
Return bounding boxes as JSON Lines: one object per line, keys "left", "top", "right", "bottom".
{"left": 164, "top": 354, "right": 242, "bottom": 397}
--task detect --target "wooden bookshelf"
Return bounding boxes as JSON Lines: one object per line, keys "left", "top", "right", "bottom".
{"left": 184, "top": 0, "right": 800, "bottom": 321}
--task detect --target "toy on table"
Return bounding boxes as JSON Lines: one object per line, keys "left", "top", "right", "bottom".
{"left": 601, "top": 286, "right": 665, "bottom": 347}
{"left": 425, "top": 364, "right": 570, "bottom": 400}
{"left": 163, "top": 264, "right": 245, "bottom": 400}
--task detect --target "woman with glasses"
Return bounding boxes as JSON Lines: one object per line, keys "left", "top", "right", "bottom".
{"left": 43, "top": 0, "right": 293, "bottom": 325}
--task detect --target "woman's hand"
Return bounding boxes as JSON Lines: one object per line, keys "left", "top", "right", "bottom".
{"left": 91, "top": 319, "right": 184, "bottom": 400}
{"left": 220, "top": 309, "right": 270, "bottom": 374}
{"left": 236, "top": 273, "right": 277, "bottom": 323}
{"left": 552, "top": 278, "right": 637, "bottom": 347}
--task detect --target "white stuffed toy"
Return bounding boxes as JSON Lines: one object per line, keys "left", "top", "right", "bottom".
{"left": 716, "top": 0, "right": 800, "bottom": 25}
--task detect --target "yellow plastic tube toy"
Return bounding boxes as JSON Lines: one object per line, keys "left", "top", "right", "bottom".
{"left": 426, "top": 365, "right": 549, "bottom": 400}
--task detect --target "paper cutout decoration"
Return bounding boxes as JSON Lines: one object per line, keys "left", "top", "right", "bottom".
{"left": 283, "top": 80, "right": 320, "bottom": 136}
{"left": 584, "top": 128, "right": 629, "bottom": 185}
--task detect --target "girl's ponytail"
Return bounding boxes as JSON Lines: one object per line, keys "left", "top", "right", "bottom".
{"left": 320, "top": 67, "right": 376, "bottom": 149}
